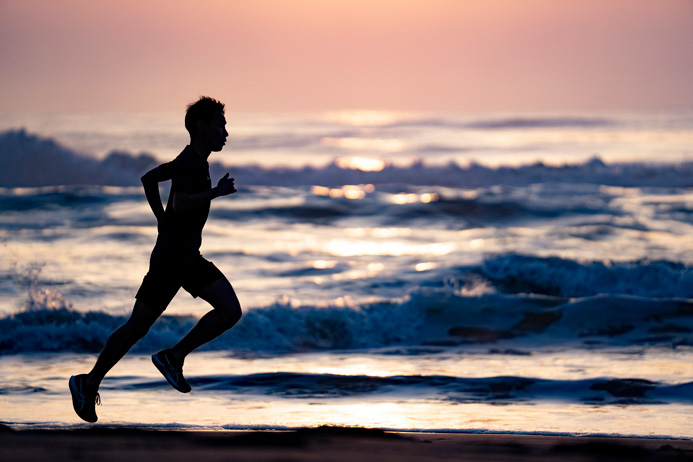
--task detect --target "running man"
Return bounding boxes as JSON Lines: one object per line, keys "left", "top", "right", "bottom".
{"left": 69, "top": 97, "right": 242, "bottom": 422}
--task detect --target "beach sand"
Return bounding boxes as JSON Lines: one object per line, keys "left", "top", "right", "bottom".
{"left": 1, "top": 426, "right": 691, "bottom": 461}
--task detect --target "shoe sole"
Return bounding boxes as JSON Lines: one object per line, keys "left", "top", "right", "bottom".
{"left": 152, "top": 354, "right": 191, "bottom": 393}
{"left": 69, "top": 375, "right": 97, "bottom": 423}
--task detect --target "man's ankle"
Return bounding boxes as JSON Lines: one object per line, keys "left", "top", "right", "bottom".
{"left": 84, "top": 375, "right": 100, "bottom": 392}
{"left": 168, "top": 348, "right": 185, "bottom": 364}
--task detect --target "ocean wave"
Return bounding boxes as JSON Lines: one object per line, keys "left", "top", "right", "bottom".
{"left": 0, "top": 182, "right": 632, "bottom": 233}
{"left": 481, "top": 255, "right": 693, "bottom": 299}
{"left": 0, "top": 180, "right": 644, "bottom": 232}
{"left": 2, "top": 285, "right": 691, "bottom": 355}
{"left": 0, "top": 129, "right": 157, "bottom": 187}
{"left": 51, "top": 371, "right": 687, "bottom": 406}
{"left": 208, "top": 193, "right": 573, "bottom": 227}
{"left": 212, "top": 157, "right": 693, "bottom": 189}
{"left": 4, "top": 129, "right": 693, "bottom": 188}
{"left": 176, "top": 373, "right": 693, "bottom": 405}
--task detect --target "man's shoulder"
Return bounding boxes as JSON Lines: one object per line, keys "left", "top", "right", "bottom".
{"left": 175, "top": 146, "right": 196, "bottom": 163}
{"left": 173, "top": 147, "right": 206, "bottom": 171}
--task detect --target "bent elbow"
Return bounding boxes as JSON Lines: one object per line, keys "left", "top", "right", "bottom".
{"left": 141, "top": 172, "right": 156, "bottom": 185}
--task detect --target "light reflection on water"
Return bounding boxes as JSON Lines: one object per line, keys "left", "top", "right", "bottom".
{"left": 6, "top": 196, "right": 693, "bottom": 315}
{"left": 1, "top": 351, "right": 691, "bottom": 436}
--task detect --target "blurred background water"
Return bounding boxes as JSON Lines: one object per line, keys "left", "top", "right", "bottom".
{"left": 1, "top": 110, "right": 692, "bottom": 437}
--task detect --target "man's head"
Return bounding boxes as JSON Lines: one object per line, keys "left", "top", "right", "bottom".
{"left": 185, "top": 97, "right": 228, "bottom": 152}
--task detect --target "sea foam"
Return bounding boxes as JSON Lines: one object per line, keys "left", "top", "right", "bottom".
{"left": 3, "top": 281, "right": 691, "bottom": 355}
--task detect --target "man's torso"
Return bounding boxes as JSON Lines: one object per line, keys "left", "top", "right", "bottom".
{"left": 155, "top": 146, "right": 212, "bottom": 258}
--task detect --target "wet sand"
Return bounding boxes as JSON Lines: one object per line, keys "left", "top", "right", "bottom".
{"left": 1, "top": 426, "right": 692, "bottom": 461}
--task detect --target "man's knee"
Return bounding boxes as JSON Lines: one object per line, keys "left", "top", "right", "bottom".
{"left": 200, "top": 277, "right": 242, "bottom": 327}
{"left": 217, "top": 302, "right": 242, "bottom": 328}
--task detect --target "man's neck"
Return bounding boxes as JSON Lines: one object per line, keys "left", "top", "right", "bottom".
{"left": 189, "top": 138, "right": 211, "bottom": 160}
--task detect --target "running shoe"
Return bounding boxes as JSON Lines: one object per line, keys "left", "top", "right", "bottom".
{"left": 68, "top": 374, "right": 100, "bottom": 423}
{"left": 152, "top": 349, "right": 191, "bottom": 393}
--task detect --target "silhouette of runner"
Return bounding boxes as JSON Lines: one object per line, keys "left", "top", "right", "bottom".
{"left": 69, "top": 97, "right": 242, "bottom": 422}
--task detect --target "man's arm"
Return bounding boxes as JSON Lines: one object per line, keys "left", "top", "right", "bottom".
{"left": 173, "top": 173, "right": 236, "bottom": 212}
{"left": 141, "top": 164, "right": 173, "bottom": 225}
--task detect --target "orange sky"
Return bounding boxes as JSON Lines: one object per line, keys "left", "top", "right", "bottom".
{"left": 0, "top": 0, "right": 691, "bottom": 112}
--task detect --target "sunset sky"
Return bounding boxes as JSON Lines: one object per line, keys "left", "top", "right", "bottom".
{"left": 1, "top": 0, "right": 691, "bottom": 112}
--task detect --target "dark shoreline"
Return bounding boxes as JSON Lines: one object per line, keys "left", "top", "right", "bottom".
{"left": 2, "top": 426, "right": 692, "bottom": 461}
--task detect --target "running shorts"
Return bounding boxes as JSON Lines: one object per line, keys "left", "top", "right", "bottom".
{"left": 135, "top": 254, "right": 223, "bottom": 311}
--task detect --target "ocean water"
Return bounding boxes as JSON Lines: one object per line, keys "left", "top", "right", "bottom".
{"left": 1, "top": 110, "right": 692, "bottom": 437}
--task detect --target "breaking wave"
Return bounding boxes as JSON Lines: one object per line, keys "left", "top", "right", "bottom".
{"left": 2, "top": 272, "right": 692, "bottom": 355}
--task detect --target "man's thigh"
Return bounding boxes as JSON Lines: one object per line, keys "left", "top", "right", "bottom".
{"left": 181, "top": 255, "right": 224, "bottom": 298}
{"left": 135, "top": 269, "right": 181, "bottom": 312}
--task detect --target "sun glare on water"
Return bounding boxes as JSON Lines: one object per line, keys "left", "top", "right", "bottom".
{"left": 334, "top": 157, "right": 387, "bottom": 172}
{"left": 325, "top": 240, "right": 455, "bottom": 257}
{"left": 311, "top": 184, "right": 375, "bottom": 199}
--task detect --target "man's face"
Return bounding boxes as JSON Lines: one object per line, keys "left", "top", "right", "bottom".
{"left": 200, "top": 112, "right": 228, "bottom": 152}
